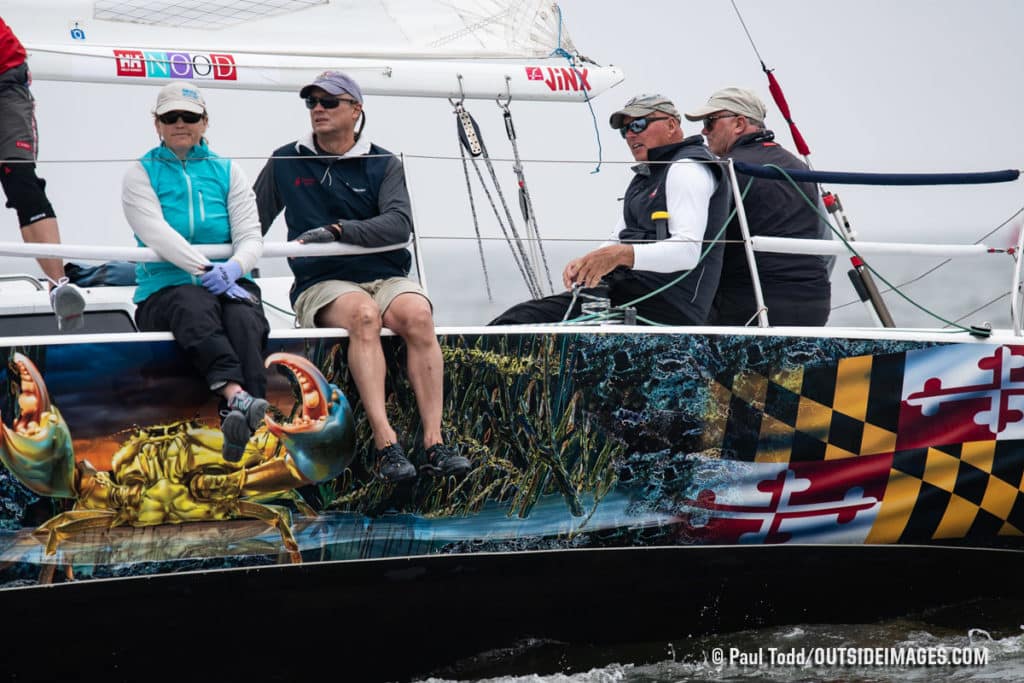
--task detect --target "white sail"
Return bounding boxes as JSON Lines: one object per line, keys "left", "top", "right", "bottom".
{"left": 5, "top": 0, "right": 625, "bottom": 101}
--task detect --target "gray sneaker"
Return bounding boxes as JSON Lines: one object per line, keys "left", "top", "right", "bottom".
{"left": 221, "top": 390, "right": 269, "bottom": 463}
{"left": 50, "top": 280, "right": 85, "bottom": 332}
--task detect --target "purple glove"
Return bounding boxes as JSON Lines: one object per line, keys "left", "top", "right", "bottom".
{"left": 201, "top": 260, "right": 243, "bottom": 295}
{"left": 224, "top": 282, "right": 256, "bottom": 303}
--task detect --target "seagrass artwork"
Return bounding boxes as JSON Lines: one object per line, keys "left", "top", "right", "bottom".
{"left": 2, "top": 333, "right": 1022, "bottom": 587}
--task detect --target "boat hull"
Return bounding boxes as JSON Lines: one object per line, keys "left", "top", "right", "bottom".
{"left": 2, "top": 543, "right": 1021, "bottom": 681}
{"left": 2, "top": 328, "right": 1024, "bottom": 677}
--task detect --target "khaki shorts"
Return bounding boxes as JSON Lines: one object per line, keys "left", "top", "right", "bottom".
{"left": 294, "top": 277, "right": 431, "bottom": 328}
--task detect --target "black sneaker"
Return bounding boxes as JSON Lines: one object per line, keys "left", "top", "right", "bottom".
{"left": 420, "top": 443, "right": 471, "bottom": 478}
{"left": 221, "top": 391, "right": 269, "bottom": 463}
{"left": 374, "top": 442, "right": 417, "bottom": 483}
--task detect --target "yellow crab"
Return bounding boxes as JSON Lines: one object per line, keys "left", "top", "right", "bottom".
{"left": 0, "top": 351, "right": 354, "bottom": 563}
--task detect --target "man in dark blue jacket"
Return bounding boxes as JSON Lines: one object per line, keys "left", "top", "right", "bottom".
{"left": 685, "top": 87, "right": 832, "bottom": 326}
{"left": 254, "top": 71, "right": 469, "bottom": 483}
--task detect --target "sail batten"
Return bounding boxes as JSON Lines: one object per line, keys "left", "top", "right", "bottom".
{"left": 93, "top": 0, "right": 329, "bottom": 30}
{"left": 15, "top": 1, "right": 577, "bottom": 58}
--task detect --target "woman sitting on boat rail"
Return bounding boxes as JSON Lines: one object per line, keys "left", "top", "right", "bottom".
{"left": 121, "top": 82, "right": 270, "bottom": 462}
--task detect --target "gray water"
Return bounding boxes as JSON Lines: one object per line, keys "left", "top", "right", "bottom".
{"left": 413, "top": 600, "right": 1024, "bottom": 682}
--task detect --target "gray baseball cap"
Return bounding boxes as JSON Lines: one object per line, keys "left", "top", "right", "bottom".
{"left": 609, "top": 93, "right": 681, "bottom": 130}
{"left": 685, "top": 87, "right": 766, "bottom": 123}
{"left": 299, "top": 70, "right": 364, "bottom": 103}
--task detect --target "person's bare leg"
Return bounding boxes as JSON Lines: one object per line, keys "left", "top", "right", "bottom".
{"left": 20, "top": 217, "right": 65, "bottom": 284}
{"left": 383, "top": 293, "right": 443, "bottom": 449}
{"left": 318, "top": 291, "right": 397, "bottom": 449}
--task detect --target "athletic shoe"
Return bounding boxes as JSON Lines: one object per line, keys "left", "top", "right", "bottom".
{"left": 50, "top": 279, "right": 85, "bottom": 332}
{"left": 420, "top": 443, "right": 471, "bottom": 478}
{"left": 221, "top": 390, "right": 268, "bottom": 463}
{"left": 374, "top": 442, "right": 417, "bottom": 483}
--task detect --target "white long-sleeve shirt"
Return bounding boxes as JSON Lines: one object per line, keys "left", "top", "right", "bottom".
{"left": 603, "top": 160, "right": 717, "bottom": 273}
{"left": 122, "top": 159, "right": 263, "bottom": 274}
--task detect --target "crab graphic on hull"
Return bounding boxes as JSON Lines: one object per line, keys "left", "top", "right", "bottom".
{"left": 0, "top": 352, "right": 354, "bottom": 563}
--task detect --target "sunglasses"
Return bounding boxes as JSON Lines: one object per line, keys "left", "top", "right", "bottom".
{"left": 619, "top": 116, "right": 670, "bottom": 138}
{"left": 702, "top": 113, "right": 740, "bottom": 130}
{"left": 304, "top": 95, "right": 359, "bottom": 110}
{"left": 157, "top": 110, "right": 204, "bottom": 125}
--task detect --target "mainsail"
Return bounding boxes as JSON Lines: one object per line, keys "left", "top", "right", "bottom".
{"left": 7, "top": 0, "right": 625, "bottom": 100}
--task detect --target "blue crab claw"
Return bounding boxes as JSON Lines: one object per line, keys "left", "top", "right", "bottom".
{"left": 264, "top": 352, "right": 355, "bottom": 483}
{"left": 0, "top": 352, "right": 76, "bottom": 498}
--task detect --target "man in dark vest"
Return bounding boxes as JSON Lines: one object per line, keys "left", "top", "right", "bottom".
{"left": 685, "top": 87, "right": 832, "bottom": 326}
{"left": 254, "top": 70, "right": 470, "bottom": 484}
{"left": 489, "top": 93, "right": 731, "bottom": 326}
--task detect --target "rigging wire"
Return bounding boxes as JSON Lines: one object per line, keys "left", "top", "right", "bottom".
{"left": 452, "top": 96, "right": 543, "bottom": 299}
{"left": 456, "top": 131, "right": 494, "bottom": 302}
{"left": 730, "top": 0, "right": 768, "bottom": 66}
{"left": 550, "top": 4, "right": 603, "bottom": 174}
{"left": 498, "top": 90, "right": 555, "bottom": 294}
{"left": 947, "top": 292, "right": 1010, "bottom": 327}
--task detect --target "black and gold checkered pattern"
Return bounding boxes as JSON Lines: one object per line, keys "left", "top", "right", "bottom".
{"left": 866, "top": 440, "right": 1024, "bottom": 543}
{"left": 705, "top": 351, "right": 906, "bottom": 463}
{"left": 704, "top": 349, "right": 1024, "bottom": 544}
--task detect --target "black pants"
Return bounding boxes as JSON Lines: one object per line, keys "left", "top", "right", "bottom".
{"left": 710, "top": 285, "right": 830, "bottom": 327}
{"left": 489, "top": 279, "right": 694, "bottom": 326}
{"left": 135, "top": 280, "right": 270, "bottom": 398}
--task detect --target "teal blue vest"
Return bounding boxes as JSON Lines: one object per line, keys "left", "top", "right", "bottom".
{"left": 133, "top": 141, "right": 233, "bottom": 302}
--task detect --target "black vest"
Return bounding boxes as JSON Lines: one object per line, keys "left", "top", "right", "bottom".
{"left": 722, "top": 131, "right": 829, "bottom": 290}
{"left": 616, "top": 136, "right": 732, "bottom": 324}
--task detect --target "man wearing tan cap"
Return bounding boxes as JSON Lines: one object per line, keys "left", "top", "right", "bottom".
{"left": 490, "top": 93, "right": 732, "bottom": 326}
{"left": 685, "top": 86, "right": 831, "bottom": 326}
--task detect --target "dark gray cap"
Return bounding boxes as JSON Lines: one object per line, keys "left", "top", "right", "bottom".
{"left": 299, "top": 70, "right": 363, "bottom": 103}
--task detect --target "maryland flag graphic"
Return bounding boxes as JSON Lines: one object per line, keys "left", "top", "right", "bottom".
{"left": 691, "top": 344, "right": 1024, "bottom": 545}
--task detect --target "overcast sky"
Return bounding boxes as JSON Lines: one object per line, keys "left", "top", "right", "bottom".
{"left": 12, "top": 0, "right": 1024, "bottom": 328}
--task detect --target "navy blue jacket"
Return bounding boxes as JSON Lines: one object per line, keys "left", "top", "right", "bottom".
{"left": 254, "top": 135, "right": 413, "bottom": 306}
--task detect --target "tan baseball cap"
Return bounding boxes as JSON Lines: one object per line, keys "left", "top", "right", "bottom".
{"left": 684, "top": 87, "right": 766, "bottom": 123}
{"left": 153, "top": 82, "right": 207, "bottom": 115}
{"left": 609, "top": 93, "right": 681, "bottom": 130}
